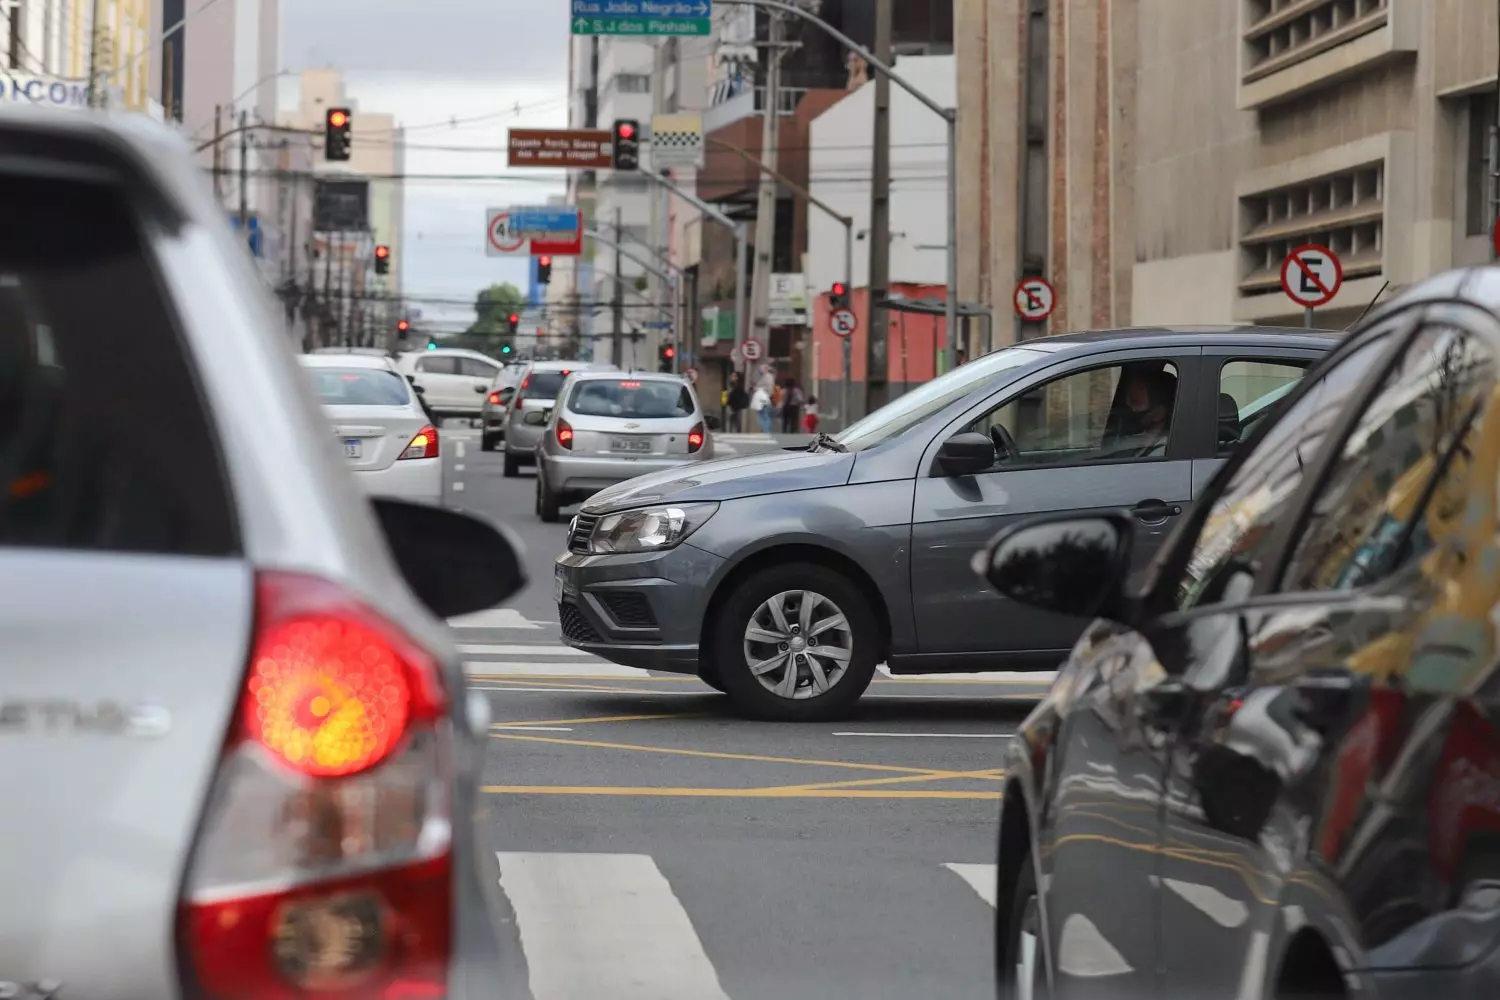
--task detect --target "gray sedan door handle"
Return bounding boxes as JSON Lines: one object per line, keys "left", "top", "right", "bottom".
{"left": 1132, "top": 499, "right": 1180, "bottom": 523}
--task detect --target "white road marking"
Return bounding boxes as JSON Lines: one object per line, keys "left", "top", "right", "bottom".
{"left": 452, "top": 481, "right": 465, "bottom": 492}
{"left": 463, "top": 660, "right": 653, "bottom": 677}
{"left": 459, "top": 643, "right": 603, "bottom": 657}
{"left": 448, "top": 607, "right": 543, "bottom": 630}
{"left": 496, "top": 852, "right": 731, "bottom": 1000}
{"left": 832, "top": 732, "right": 1013, "bottom": 739}
{"left": 455, "top": 440, "right": 467, "bottom": 459}
{"left": 454, "top": 463, "right": 465, "bottom": 471}
{"left": 944, "top": 863, "right": 998, "bottom": 908}
{"left": 491, "top": 725, "right": 574, "bottom": 732}
{"left": 879, "top": 665, "right": 1057, "bottom": 684}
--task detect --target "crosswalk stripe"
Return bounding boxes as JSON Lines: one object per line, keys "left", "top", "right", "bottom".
{"left": 447, "top": 608, "right": 542, "bottom": 630}
{"left": 944, "top": 863, "right": 998, "bottom": 908}
{"left": 496, "top": 852, "right": 731, "bottom": 1000}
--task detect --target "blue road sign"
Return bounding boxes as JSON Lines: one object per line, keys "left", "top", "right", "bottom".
{"left": 570, "top": 0, "right": 711, "bottom": 36}
{"left": 642, "top": 320, "right": 672, "bottom": 329}
{"left": 510, "top": 205, "right": 581, "bottom": 239}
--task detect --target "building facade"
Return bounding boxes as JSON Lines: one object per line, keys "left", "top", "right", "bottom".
{"left": 0, "top": 0, "right": 153, "bottom": 111}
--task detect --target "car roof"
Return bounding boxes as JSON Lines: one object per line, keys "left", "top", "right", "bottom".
{"left": 526, "top": 360, "right": 614, "bottom": 372}
{"left": 404, "top": 347, "right": 496, "bottom": 361}
{"left": 568, "top": 370, "right": 686, "bottom": 383}
{"left": 1015, "top": 325, "right": 1340, "bottom": 354}
{"left": 299, "top": 353, "right": 396, "bottom": 371}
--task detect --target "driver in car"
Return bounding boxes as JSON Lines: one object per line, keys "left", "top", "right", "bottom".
{"left": 1110, "top": 368, "right": 1176, "bottom": 457}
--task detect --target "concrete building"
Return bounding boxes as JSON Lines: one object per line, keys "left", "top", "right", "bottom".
{"left": 0, "top": 0, "right": 153, "bottom": 111}
{"left": 958, "top": 0, "right": 1500, "bottom": 341}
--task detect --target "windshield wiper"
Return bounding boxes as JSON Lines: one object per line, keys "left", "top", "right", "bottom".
{"left": 808, "top": 432, "right": 849, "bottom": 453}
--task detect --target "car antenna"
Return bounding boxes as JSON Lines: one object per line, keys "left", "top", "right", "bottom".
{"left": 1346, "top": 280, "right": 1390, "bottom": 330}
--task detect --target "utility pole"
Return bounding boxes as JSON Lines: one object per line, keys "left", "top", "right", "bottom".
{"left": 320, "top": 233, "right": 333, "bottom": 347}
{"left": 86, "top": 0, "right": 104, "bottom": 107}
{"left": 611, "top": 206, "right": 624, "bottom": 366}
{"left": 867, "top": 0, "right": 892, "bottom": 411}
{"left": 237, "top": 109, "right": 249, "bottom": 229}
{"left": 1491, "top": 0, "right": 1500, "bottom": 261}
{"left": 211, "top": 105, "right": 223, "bottom": 202}
{"left": 747, "top": 9, "right": 787, "bottom": 384}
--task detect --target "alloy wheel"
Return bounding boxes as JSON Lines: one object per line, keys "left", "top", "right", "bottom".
{"left": 741, "top": 589, "right": 854, "bottom": 700}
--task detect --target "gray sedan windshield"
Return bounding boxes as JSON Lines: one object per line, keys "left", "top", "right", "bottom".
{"left": 835, "top": 347, "right": 1043, "bottom": 451}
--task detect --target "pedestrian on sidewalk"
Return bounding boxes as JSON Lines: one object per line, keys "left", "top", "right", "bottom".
{"left": 727, "top": 371, "right": 749, "bottom": 433}
{"left": 803, "top": 395, "right": 819, "bottom": 434}
{"left": 781, "top": 379, "right": 804, "bottom": 434}
{"left": 750, "top": 381, "right": 772, "bottom": 434}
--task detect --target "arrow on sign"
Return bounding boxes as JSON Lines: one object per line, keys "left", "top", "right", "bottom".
{"left": 574, "top": 17, "right": 587, "bottom": 30}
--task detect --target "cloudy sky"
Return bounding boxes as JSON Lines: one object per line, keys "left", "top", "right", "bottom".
{"left": 280, "top": 1, "right": 573, "bottom": 329}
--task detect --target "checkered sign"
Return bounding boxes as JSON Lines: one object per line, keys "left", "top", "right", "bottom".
{"left": 651, "top": 113, "right": 704, "bottom": 169}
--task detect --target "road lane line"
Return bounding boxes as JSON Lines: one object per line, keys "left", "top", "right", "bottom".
{"left": 491, "top": 725, "right": 574, "bottom": 732}
{"left": 832, "top": 731, "right": 1015, "bottom": 739}
{"left": 763, "top": 768, "right": 1007, "bottom": 793}
{"left": 472, "top": 684, "right": 692, "bottom": 695}
{"left": 454, "top": 463, "right": 465, "bottom": 471}
{"left": 462, "top": 659, "right": 650, "bottom": 677}
{"left": 486, "top": 732, "right": 964, "bottom": 776}
{"left": 944, "top": 863, "right": 999, "bottom": 908}
{"left": 459, "top": 644, "right": 615, "bottom": 657}
{"left": 447, "top": 608, "right": 543, "bottom": 630}
{"left": 879, "top": 666, "right": 1057, "bottom": 684}
{"left": 483, "top": 785, "right": 1003, "bottom": 799}
{"left": 490, "top": 712, "right": 700, "bottom": 728}
{"left": 455, "top": 440, "right": 467, "bottom": 459}
{"left": 452, "top": 481, "right": 465, "bottom": 492}
{"left": 497, "top": 852, "right": 730, "bottom": 1000}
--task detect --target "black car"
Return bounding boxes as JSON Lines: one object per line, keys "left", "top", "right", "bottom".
{"left": 983, "top": 270, "right": 1500, "bottom": 999}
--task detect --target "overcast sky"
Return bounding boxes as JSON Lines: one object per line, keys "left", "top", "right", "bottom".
{"left": 280, "top": 1, "right": 573, "bottom": 329}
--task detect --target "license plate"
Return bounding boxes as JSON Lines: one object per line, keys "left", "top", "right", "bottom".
{"left": 610, "top": 436, "right": 652, "bottom": 454}
{"left": 342, "top": 438, "right": 362, "bottom": 459}
{"left": 553, "top": 566, "right": 566, "bottom": 602}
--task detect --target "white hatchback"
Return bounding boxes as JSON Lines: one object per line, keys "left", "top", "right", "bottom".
{"left": 300, "top": 353, "right": 442, "bottom": 504}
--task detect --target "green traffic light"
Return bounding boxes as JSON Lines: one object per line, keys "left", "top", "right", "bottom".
{"left": 501, "top": 344, "right": 512, "bottom": 354}
{"left": 426, "top": 341, "right": 437, "bottom": 350}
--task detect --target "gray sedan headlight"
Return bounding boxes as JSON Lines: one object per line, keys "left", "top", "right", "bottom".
{"left": 588, "top": 503, "right": 718, "bottom": 554}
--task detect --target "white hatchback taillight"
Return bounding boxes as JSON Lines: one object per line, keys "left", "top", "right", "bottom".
{"left": 177, "top": 571, "right": 452, "bottom": 999}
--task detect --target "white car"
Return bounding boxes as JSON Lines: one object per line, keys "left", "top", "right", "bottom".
{"left": 395, "top": 347, "right": 507, "bottom": 421}
{"left": 300, "top": 353, "right": 443, "bottom": 504}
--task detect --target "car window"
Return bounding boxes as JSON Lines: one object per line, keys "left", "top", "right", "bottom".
{"left": 521, "top": 371, "right": 570, "bottom": 400}
{"left": 1175, "top": 334, "right": 1394, "bottom": 610}
{"left": 0, "top": 174, "right": 237, "bottom": 556}
{"left": 458, "top": 357, "right": 499, "bottom": 379}
{"left": 1216, "top": 359, "right": 1311, "bottom": 456}
{"left": 1279, "top": 326, "right": 1496, "bottom": 593}
{"left": 569, "top": 379, "right": 694, "bottom": 418}
{"left": 968, "top": 360, "right": 1179, "bottom": 468}
{"left": 306, "top": 368, "right": 411, "bottom": 406}
{"left": 835, "top": 347, "right": 1043, "bottom": 451}
{"left": 416, "top": 356, "right": 458, "bottom": 374}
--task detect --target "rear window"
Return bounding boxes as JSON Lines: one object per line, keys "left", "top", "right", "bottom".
{"left": 306, "top": 367, "right": 411, "bottom": 406}
{"left": 520, "top": 370, "right": 571, "bottom": 400}
{"left": 569, "top": 379, "right": 694, "bottom": 418}
{"left": 0, "top": 172, "right": 237, "bottom": 555}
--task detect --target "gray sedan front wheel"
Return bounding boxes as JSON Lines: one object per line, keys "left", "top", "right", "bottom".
{"left": 711, "top": 562, "right": 879, "bottom": 721}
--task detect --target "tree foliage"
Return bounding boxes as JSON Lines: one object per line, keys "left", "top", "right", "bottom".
{"left": 467, "top": 282, "right": 526, "bottom": 338}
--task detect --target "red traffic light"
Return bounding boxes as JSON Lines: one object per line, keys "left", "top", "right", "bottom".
{"left": 396, "top": 319, "right": 409, "bottom": 331}
{"left": 663, "top": 346, "right": 676, "bottom": 358}
{"left": 328, "top": 110, "right": 348, "bottom": 128}
{"left": 538, "top": 255, "right": 552, "bottom": 266}
{"left": 831, "top": 282, "right": 846, "bottom": 295}
{"left": 617, "top": 122, "right": 635, "bottom": 139}
{"left": 509, "top": 313, "right": 519, "bottom": 324}
{"left": 375, "top": 244, "right": 390, "bottom": 259}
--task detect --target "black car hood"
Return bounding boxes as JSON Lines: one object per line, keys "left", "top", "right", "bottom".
{"left": 581, "top": 447, "right": 856, "bottom": 513}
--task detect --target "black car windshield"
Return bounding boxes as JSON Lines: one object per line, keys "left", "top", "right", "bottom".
{"left": 306, "top": 367, "right": 411, "bottom": 406}
{"left": 569, "top": 378, "right": 694, "bottom": 418}
{"left": 520, "top": 370, "right": 571, "bottom": 400}
{"left": 835, "top": 347, "right": 1044, "bottom": 451}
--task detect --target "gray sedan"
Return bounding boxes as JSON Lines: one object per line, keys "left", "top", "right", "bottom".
{"left": 554, "top": 327, "right": 1335, "bottom": 720}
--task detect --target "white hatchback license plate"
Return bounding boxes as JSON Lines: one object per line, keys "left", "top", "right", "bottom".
{"left": 610, "top": 437, "right": 652, "bottom": 454}
{"left": 343, "top": 438, "right": 362, "bottom": 459}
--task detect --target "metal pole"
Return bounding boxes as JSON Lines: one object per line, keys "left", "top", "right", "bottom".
{"left": 670, "top": 275, "right": 681, "bottom": 374}
{"left": 944, "top": 115, "right": 959, "bottom": 373}
{"left": 748, "top": 9, "right": 785, "bottom": 383}
{"left": 843, "top": 220, "right": 854, "bottom": 427}
{"left": 868, "top": 0, "right": 892, "bottom": 408}
{"left": 212, "top": 104, "right": 223, "bottom": 201}
{"left": 612, "top": 207, "right": 623, "bottom": 367}
{"left": 87, "top": 0, "right": 104, "bottom": 107}
{"left": 1304, "top": 306, "right": 1313, "bottom": 330}
{"left": 734, "top": 223, "right": 749, "bottom": 378}
{"left": 237, "top": 109, "right": 249, "bottom": 229}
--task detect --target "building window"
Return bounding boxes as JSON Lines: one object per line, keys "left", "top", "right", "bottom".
{"left": 1238, "top": 160, "right": 1384, "bottom": 297}
{"left": 1243, "top": 0, "right": 1389, "bottom": 84}
{"left": 613, "top": 73, "right": 651, "bottom": 95}
{"left": 1468, "top": 92, "right": 1497, "bottom": 238}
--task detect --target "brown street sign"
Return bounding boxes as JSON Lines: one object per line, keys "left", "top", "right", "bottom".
{"left": 508, "top": 128, "right": 613, "bottom": 169}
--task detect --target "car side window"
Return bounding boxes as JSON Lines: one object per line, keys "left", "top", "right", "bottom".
{"left": 1215, "top": 359, "right": 1310, "bottom": 456}
{"left": 0, "top": 174, "right": 237, "bottom": 555}
{"left": 967, "top": 360, "right": 1179, "bottom": 469}
{"left": 459, "top": 357, "right": 499, "bottom": 379}
{"left": 1175, "top": 335, "right": 1392, "bottom": 610}
{"left": 1279, "top": 326, "right": 1497, "bottom": 593}
{"left": 417, "top": 356, "right": 458, "bottom": 374}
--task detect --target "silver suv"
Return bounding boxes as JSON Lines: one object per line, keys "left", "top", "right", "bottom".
{"left": 0, "top": 109, "right": 526, "bottom": 997}
{"left": 500, "top": 359, "right": 616, "bottom": 477}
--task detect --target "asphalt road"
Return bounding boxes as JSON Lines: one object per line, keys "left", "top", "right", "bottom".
{"left": 438, "top": 424, "right": 1050, "bottom": 1000}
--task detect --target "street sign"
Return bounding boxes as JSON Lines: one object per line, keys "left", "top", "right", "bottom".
{"left": 487, "top": 207, "right": 582, "bottom": 257}
{"left": 1280, "top": 244, "right": 1342, "bottom": 309}
{"left": 651, "top": 113, "right": 704, "bottom": 168}
{"left": 740, "top": 338, "right": 764, "bottom": 361}
{"left": 830, "top": 308, "right": 858, "bottom": 338}
{"left": 508, "top": 128, "right": 613, "bottom": 169}
{"left": 570, "top": 0, "right": 711, "bottom": 36}
{"left": 511, "top": 205, "right": 581, "bottom": 241}
{"left": 486, "top": 210, "right": 527, "bottom": 256}
{"left": 1013, "top": 277, "right": 1056, "bottom": 321}
{"left": 642, "top": 320, "right": 673, "bottom": 330}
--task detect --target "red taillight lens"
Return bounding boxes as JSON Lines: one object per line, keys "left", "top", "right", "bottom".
{"left": 487, "top": 390, "right": 502, "bottom": 405}
{"left": 557, "top": 417, "right": 574, "bottom": 449}
{"left": 688, "top": 421, "right": 705, "bottom": 453}
{"left": 178, "top": 572, "right": 452, "bottom": 999}
{"left": 399, "top": 425, "right": 439, "bottom": 460}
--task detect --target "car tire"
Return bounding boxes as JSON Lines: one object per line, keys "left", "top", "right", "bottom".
{"left": 709, "top": 562, "right": 878, "bottom": 722}
{"left": 481, "top": 432, "right": 499, "bottom": 452}
{"left": 697, "top": 664, "right": 727, "bottom": 693}
{"left": 998, "top": 851, "right": 1045, "bottom": 1000}
{"left": 537, "top": 469, "right": 562, "bottom": 523}
{"left": 503, "top": 451, "right": 520, "bottom": 478}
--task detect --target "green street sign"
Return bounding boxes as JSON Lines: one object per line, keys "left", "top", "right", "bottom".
{"left": 571, "top": 16, "right": 712, "bottom": 36}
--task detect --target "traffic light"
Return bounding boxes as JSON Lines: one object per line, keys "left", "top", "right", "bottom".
{"left": 324, "top": 107, "right": 353, "bottom": 162}
{"left": 425, "top": 337, "right": 437, "bottom": 350}
{"left": 830, "top": 281, "right": 849, "bottom": 311}
{"left": 374, "top": 244, "right": 390, "bottom": 275}
{"left": 507, "top": 312, "right": 520, "bottom": 336}
{"left": 658, "top": 343, "right": 676, "bottom": 373}
{"left": 500, "top": 344, "right": 512, "bottom": 355}
{"left": 396, "top": 318, "right": 410, "bottom": 340}
{"left": 612, "top": 119, "right": 640, "bottom": 171}
{"left": 536, "top": 255, "right": 552, "bottom": 285}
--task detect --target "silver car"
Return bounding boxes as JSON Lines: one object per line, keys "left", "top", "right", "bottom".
{"left": 534, "top": 371, "right": 715, "bottom": 522}
{"left": 500, "top": 359, "right": 616, "bottom": 477}
{"left": 0, "top": 109, "right": 525, "bottom": 997}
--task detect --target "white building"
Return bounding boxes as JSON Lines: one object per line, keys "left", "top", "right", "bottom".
{"left": 807, "top": 54, "right": 954, "bottom": 293}
{"left": 0, "top": 0, "right": 154, "bottom": 111}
